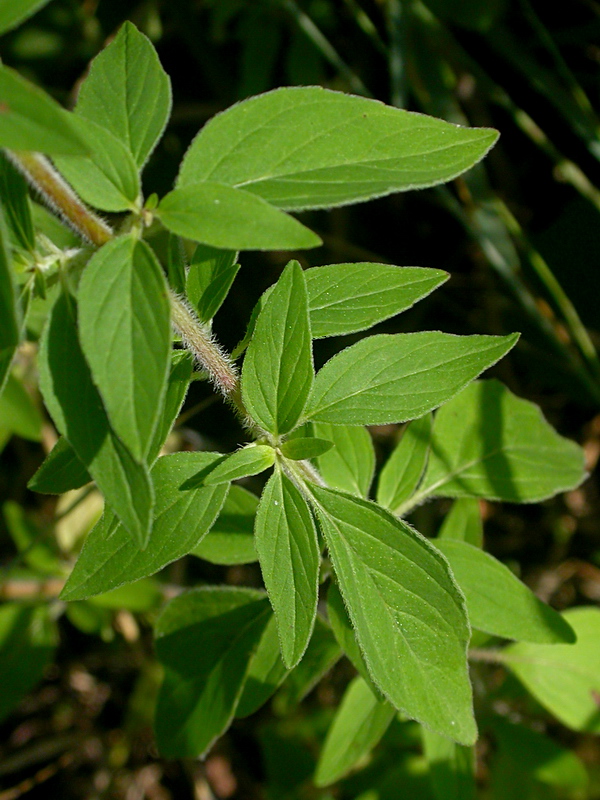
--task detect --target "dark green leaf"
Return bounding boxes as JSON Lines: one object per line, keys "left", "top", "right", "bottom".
{"left": 166, "top": 234, "right": 186, "bottom": 293}
{"left": 236, "top": 614, "right": 289, "bottom": 718}
{"left": 178, "top": 87, "right": 499, "bottom": 210}
{"left": 280, "top": 437, "right": 333, "bottom": 460}
{"left": 61, "top": 452, "right": 229, "bottom": 600}
{"left": 242, "top": 260, "right": 313, "bottom": 435}
{"left": 255, "top": 468, "right": 319, "bottom": 668}
{"left": 311, "top": 422, "right": 375, "bottom": 498}
{"left": 421, "top": 727, "right": 476, "bottom": 800}
{"left": 154, "top": 587, "right": 271, "bottom": 757}
{"left": 307, "top": 333, "right": 518, "bottom": 426}
{"left": 0, "top": 372, "right": 42, "bottom": 441}
{"left": 438, "top": 499, "right": 483, "bottom": 547}
{"left": 0, "top": 0, "right": 53, "bottom": 34}
{"left": 38, "top": 291, "right": 153, "bottom": 547}
{"left": 186, "top": 244, "right": 240, "bottom": 322}
{"left": 377, "top": 414, "right": 432, "bottom": 511}
{"left": 306, "top": 264, "right": 448, "bottom": 338}
{"left": 78, "top": 237, "right": 171, "bottom": 462}
{"left": 200, "top": 445, "right": 275, "bottom": 485}
{"left": 147, "top": 350, "right": 193, "bottom": 464}
{"left": 75, "top": 21, "right": 172, "bottom": 168}
{"left": 0, "top": 65, "right": 88, "bottom": 154}
{"left": 310, "top": 486, "right": 476, "bottom": 744}
{"left": 3, "top": 500, "right": 62, "bottom": 575}
{"left": 0, "top": 204, "right": 18, "bottom": 393}
{"left": 28, "top": 436, "right": 90, "bottom": 494}
{"left": 158, "top": 183, "right": 321, "bottom": 251}
{"left": 191, "top": 485, "right": 258, "bottom": 565}
{"left": 0, "top": 154, "right": 35, "bottom": 251}
{"left": 419, "top": 380, "right": 587, "bottom": 503}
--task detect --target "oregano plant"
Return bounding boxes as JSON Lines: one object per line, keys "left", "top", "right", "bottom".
{"left": 0, "top": 13, "right": 595, "bottom": 796}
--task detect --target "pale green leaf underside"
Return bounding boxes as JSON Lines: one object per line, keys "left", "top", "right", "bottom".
{"left": 0, "top": 0, "right": 53, "bottom": 35}
{"left": 307, "top": 332, "right": 518, "bottom": 426}
{"left": 255, "top": 469, "right": 319, "bottom": 668}
{"left": 158, "top": 183, "right": 320, "bottom": 251}
{"left": 0, "top": 65, "right": 88, "bottom": 155}
{"left": 154, "top": 587, "right": 271, "bottom": 757}
{"left": 377, "top": 413, "right": 432, "bottom": 511}
{"left": 78, "top": 237, "right": 171, "bottom": 462}
{"left": 38, "top": 292, "right": 153, "bottom": 547}
{"left": 75, "top": 21, "right": 172, "bottom": 168}
{"left": 504, "top": 608, "right": 600, "bottom": 734}
{"left": 312, "top": 421, "right": 375, "bottom": 498}
{"left": 191, "top": 485, "right": 258, "bottom": 565}
{"left": 61, "top": 452, "right": 229, "bottom": 601}
{"left": 242, "top": 261, "right": 314, "bottom": 435}
{"left": 419, "top": 380, "right": 587, "bottom": 503}
{"left": 202, "top": 445, "right": 275, "bottom": 485}
{"left": 315, "top": 676, "right": 395, "bottom": 787}
{"left": 438, "top": 498, "right": 483, "bottom": 548}
{"left": 178, "top": 86, "right": 499, "bottom": 210}
{"left": 306, "top": 264, "right": 448, "bottom": 338}
{"left": 436, "top": 540, "right": 575, "bottom": 644}
{"left": 311, "top": 486, "right": 476, "bottom": 744}
{"left": 53, "top": 115, "right": 140, "bottom": 211}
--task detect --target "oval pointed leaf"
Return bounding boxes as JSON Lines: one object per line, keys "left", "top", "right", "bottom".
{"left": 192, "top": 485, "right": 258, "bottom": 565}
{"left": 255, "top": 468, "right": 319, "bottom": 669}
{"left": 419, "top": 380, "right": 587, "bottom": 503}
{"left": 242, "top": 261, "right": 313, "bottom": 435}
{"left": 306, "top": 264, "right": 448, "bottom": 338}
{"left": 201, "top": 445, "right": 275, "bottom": 485}
{"left": 311, "top": 421, "right": 375, "bottom": 498}
{"left": 76, "top": 21, "right": 172, "bottom": 168}
{"left": 280, "top": 437, "right": 333, "bottom": 460}
{"left": 436, "top": 540, "right": 575, "bottom": 644}
{"left": 177, "top": 86, "right": 499, "bottom": 210}
{"left": 38, "top": 291, "right": 153, "bottom": 546}
{"left": 310, "top": 485, "right": 476, "bottom": 745}
{"left": 158, "top": 183, "right": 321, "bottom": 251}
{"left": 61, "top": 452, "right": 229, "bottom": 600}
{"left": 0, "top": 65, "right": 88, "bottom": 155}
{"left": 306, "top": 332, "right": 519, "bottom": 426}
{"left": 28, "top": 436, "right": 91, "bottom": 495}
{"left": 377, "top": 414, "right": 432, "bottom": 512}
{"left": 154, "top": 587, "right": 271, "bottom": 758}
{"left": 315, "top": 676, "right": 395, "bottom": 787}
{"left": 78, "top": 237, "right": 171, "bottom": 462}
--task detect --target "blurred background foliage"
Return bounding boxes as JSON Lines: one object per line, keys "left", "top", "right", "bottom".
{"left": 1, "top": 0, "right": 600, "bottom": 798}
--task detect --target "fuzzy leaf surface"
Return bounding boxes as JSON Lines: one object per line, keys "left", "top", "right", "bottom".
{"left": 310, "top": 486, "right": 476, "bottom": 744}
{"left": 242, "top": 261, "right": 313, "bottom": 435}
{"left": 75, "top": 21, "right": 171, "bottom": 167}
{"left": 158, "top": 183, "right": 320, "bottom": 251}
{"left": 38, "top": 292, "right": 153, "bottom": 547}
{"left": 306, "top": 264, "right": 447, "bottom": 338}
{"left": 280, "top": 437, "right": 333, "bottom": 460}
{"left": 307, "top": 333, "right": 518, "bottom": 425}
{"left": 78, "top": 237, "right": 171, "bottom": 462}
{"left": 154, "top": 587, "right": 271, "bottom": 757}
{"left": 419, "top": 380, "right": 587, "bottom": 503}
{"left": 61, "top": 452, "right": 228, "bottom": 600}
{"left": 200, "top": 445, "right": 275, "bottom": 485}
{"left": 178, "top": 86, "right": 499, "bottom": 210}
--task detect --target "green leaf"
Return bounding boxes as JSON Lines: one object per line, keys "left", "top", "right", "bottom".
{"left": 38, "top": 291, "right": 153, "bottom": 547}
{"left": 421, "top": 727, "right": 476, "bottom": 800}
{"left": 177, "top": 86, "right": 499, "bottom": 210}
{"left": 200, "top": 444, "right": 275, "bottom": 485}
{"left": 75, "top": 21, "right": 172, "bottom": 168}
{"left": 0, "top": 0, "right": 53, "bottom": 34}
{"left": 489, "top": 717, "right": 588, "bottom": 791}
{"left": 0, "top": 603, "right": 58, "bottom": 722}
{"left": 436, "top": 540, "right": 575, "bottom": 644}
{"left": 61, "top": 452, "right": 229, "bottom": 600}
{"left": 148, "top": 350, "right": 193, "bottom": 464}
{"left": 307, "top": 333, "right": 518, "bottom": 426}
{"left": 191, "top": 485, "right": 258, "bottom": 565}
{"left": 157, "top": 183, "right": 321, "bottom": 251}
{"left": 186, "top": 244, "right": 240, "bottom": 322}
{"left": 255, "top": 467, "right": 319, "bottom": 669}
{"left": 503, "top": 607, "right": 600, "bottom": 733}
{"left": 236, "top": 614, "right": 289, "bottom": 718}
{"left": 0, "top": 372, "right": 42, "bottom": 441}
{"left": 28, "top": 436, "right": 91, "bottom": 494}
{"left": 0, "top": 154, "right": 35, "bottom": 251}
{"left": 0, "top": 65, "right": 89, "bottom": 154}
{"left": 315, "top": 676, "right": 395, "bottom": 787}
{"left": 311, "top": 422, "right": 375, "bottom": 497}
{"left": 166, "top": 234, "right": 186, "bottom": 293}
{"left": 242, "top": 261, "right": 314, "bottom": 435}
{"left": 0, "top": 203, "right": 18, "bottom": 393}
{"left": 78, "top": 237, "right": 171, "bottom": 462}
{"left": 307, "top": 264, "right": 448, "bottom": 338}
{"left": 280, "top": 437, "right": 333, "bottom": 460}
{"left": 154, "top": 587, "right": 271, "bottom": 758}
{"left": 419, "top": 380, "right": 587, "bottom": 503}
{"left": 53, "top": 115, "right": 140, "bottom": 212}
{"left": 310, "top": 486, "right": 476, "bottom": 745}
{"left": 3, "top": 500, "right": 62, "bottom": 575}
{"left": 438, "top": 499, "right": 483, "bottom": 548}
{"left": 377, "top": 414, "right": 432, "bottom": 511}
